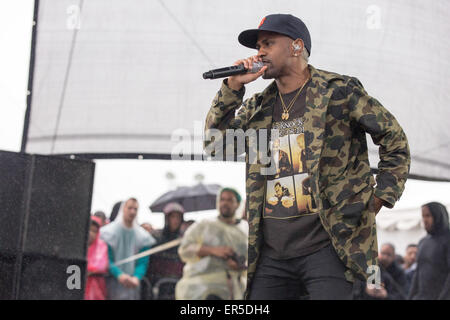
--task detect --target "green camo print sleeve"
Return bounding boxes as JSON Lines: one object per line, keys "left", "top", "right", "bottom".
{"left": 204, "top": 80, "right": 258, "bottom": 158}
{"left": 347, "top": 77, "right": 411, "bottom": 208}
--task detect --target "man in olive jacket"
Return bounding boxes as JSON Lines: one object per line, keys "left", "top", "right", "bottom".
{"left": 204, "top": 14, "right": 410, "bottom": 299}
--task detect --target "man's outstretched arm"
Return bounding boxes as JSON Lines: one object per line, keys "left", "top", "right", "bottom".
{"left": 204, "top": 57, "right": 267, "bottom": 158}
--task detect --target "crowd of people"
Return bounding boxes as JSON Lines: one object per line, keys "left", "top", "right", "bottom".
{"left": 84, "top": 187, "right": 249, "bottom": 300}
{"left": 84, "top": 193, "right": 449, "bottom": 300}
{"left": 354, "top": 202, "right": 450, "bottom": 300}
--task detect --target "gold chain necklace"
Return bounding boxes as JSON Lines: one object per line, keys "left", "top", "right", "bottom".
{"left": 278, "top": 77, "right": 310, "bottom": 120}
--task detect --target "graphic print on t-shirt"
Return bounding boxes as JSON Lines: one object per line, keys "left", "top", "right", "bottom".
{"left": 265, "top": 176, "right": 296, "bottom": 218}
{"left": 271, "top": 135, "right": 292, "bottom": 178}
{"left": 264, "top": 120, "right": 317, "bottom": 219}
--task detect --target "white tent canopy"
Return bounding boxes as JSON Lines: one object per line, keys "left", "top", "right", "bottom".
{"left": 23, "top": 0, "right": 450, "bottom": 181}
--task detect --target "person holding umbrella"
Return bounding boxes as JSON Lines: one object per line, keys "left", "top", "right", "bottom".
{"left": 146, "top": 202, "right": 186, "bottom": 299}
{"left": 175, "top": 188, "right": 248, "bottom": 300}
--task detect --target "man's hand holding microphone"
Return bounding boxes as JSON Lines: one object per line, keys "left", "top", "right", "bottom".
{"left": 203, "top": 56, "right": 267, "bottom": 91}
{"left": 227, "top": 56, "right": 268, "bottom": 91}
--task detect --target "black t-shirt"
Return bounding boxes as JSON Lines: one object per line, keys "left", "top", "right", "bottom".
{"left": 262, "top": 79, "right": 330, "bottom": 260}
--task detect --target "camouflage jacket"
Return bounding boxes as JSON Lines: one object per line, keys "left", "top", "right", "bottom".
{"left": 203, "top": 65, "right": 411, "bottom": 298}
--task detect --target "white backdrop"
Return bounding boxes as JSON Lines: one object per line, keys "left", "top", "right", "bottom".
{"left": 23, "top": 0, "right": 450, "bottom": 182}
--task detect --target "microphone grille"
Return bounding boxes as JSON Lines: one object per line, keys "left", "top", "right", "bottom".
{"left": 250, "top": 61, "right": 264, "bottom": 73}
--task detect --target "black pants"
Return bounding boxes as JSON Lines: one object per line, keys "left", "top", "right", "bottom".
{"left": 249, "top": 244, "right": 354, "bottom": 300}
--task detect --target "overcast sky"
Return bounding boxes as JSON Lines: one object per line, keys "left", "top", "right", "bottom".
{"left": 1, "top": 1, "right": 449, "bottom": 233}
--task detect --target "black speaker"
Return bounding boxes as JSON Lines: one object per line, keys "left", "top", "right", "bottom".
{"left": 0, "top": 151, "right": 95, "bottom": 299}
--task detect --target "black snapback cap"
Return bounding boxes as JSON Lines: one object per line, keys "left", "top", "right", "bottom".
{"left": 238, "top": 14, "right": 311, "bottom": 55}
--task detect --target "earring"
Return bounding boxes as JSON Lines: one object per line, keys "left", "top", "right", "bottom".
{"left": 293, "top": 43, "right": 300, "bottom": 56}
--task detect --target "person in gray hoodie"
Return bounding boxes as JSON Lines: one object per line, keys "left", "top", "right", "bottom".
{"left": 408, "top": 202, "right": 450, "bottom": 300}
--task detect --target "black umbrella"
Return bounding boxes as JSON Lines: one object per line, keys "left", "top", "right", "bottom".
{"left": 149, "top": 183, "right": 222, "bottom": 213}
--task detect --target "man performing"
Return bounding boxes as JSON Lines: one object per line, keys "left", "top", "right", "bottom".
{"left": 204, "top": 14, "right": 410, "bottom": 299}
{"left": 175, "top": 188, "right": 248, "bottom": 300}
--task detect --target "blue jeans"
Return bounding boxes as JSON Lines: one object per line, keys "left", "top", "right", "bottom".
{"left": 248, "top": 244, "right": 354, "bottom": 300}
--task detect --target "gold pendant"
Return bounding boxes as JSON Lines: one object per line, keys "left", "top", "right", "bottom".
{"left": 282, "top": 112, "right": 289, "bottom": 120}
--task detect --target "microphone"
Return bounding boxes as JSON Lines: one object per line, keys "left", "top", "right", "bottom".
{"left": 203, "top": 61, "right": 264, "bottom": 79}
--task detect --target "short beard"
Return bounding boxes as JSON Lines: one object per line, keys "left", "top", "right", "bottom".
{"left": 220, "top": 209, "right": 235, "bottom": 219}
{"left": 261, "top": 64, "right": 280, "bottom": 79}
{"left": 262, "top": 70, "right": 275, "bottom": 79}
